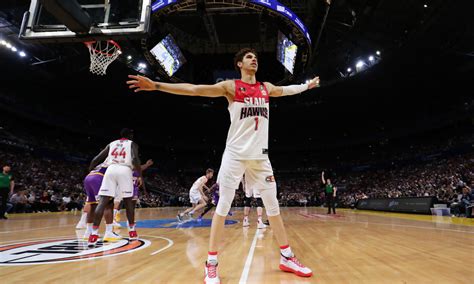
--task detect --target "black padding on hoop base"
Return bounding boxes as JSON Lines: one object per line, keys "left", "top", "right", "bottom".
{"left": 40, "top": 0, "right": 92, "bottom": 33}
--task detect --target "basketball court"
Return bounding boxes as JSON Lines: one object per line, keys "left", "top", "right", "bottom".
{"left": 1, "top": 207, "right": 473, "bottom": 283}
{"left": 1, "top": 1, "right": 473, "bottom": 283}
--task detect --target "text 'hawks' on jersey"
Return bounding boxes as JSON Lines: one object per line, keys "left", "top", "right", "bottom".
{"left": 225, "top": 80, "right": 270, "bottom": 160}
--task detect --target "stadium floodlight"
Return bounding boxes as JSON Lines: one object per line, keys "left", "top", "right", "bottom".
{"left": 19, "top": 51, "right": 26, "bottom": 57}
{"left": 11, "top": 47, "right": 17, "bottom": 52}
{"left": 0, "top": 40, "right": 6, "bottom": 45}
{"left": 376, "top": 50, "right": 381, "bottom": 55}
{"left": 6, "top": 43, "right": 12, "bottom": 48}
{"left": 347, "top": 68, "right": 352, "bottom": 72}
{"left": 369, "top": 56, "right": 374, "bottom": 61}
{"left": 424, "top": 4, "right": 428, "bottom": 8}
{"left": 127, "top": 55, "right": 132, "bottom": 60}
{"left": 356, "top": 61, "right": 364, "bottom": 68}
{"left": 138, "top": 62, "right": 147, "bottom": 69}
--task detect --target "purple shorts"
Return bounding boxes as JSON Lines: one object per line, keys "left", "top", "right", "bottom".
{"left": 133, "top": 186, "right": 139, "bottom": 200}
{"left": 84, "top": 173, "right": 103, "bottom": 203}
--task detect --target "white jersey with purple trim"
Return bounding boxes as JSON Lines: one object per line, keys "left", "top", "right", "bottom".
{"left": 225, "top": 80, "right": 270, "bottom": 160}
{"left": 105, "top": 139, "right": 133, "bottom": 168}
{"left": 190, "top": 176, "right": 208, "bottom": 194}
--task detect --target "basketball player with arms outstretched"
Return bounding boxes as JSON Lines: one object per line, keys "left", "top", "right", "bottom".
{"left": 127, "top": 48, "right": 320, "bottom": 283}
{"left": 177, "top": 169, "right": 214, "bottom": 222}
{"left": 87, "top": 128, "right": 142, "bottom": 247}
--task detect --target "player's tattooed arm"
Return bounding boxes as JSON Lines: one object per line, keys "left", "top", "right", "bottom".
{"left": 127, "top": 75, "right": 233, "bottom": 102}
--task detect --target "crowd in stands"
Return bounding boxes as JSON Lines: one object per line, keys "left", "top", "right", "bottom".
{"left": 1, "top": 127, "right": 473, "bottom": 218}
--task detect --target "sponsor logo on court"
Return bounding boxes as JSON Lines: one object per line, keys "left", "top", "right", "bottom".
{"left": 0, "top": 238, "right": 150, "bottom": 266}
{"left": 120, "top": 218, "right": 237, "bottom": 229}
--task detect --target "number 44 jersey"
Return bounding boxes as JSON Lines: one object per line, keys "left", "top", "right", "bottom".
{"left": 106, "top": 138, "right": 133, "bottom": 168}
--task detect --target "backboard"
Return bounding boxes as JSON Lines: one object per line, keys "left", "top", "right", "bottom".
{"left": 19, "top": 0, "right": 151, "bottom": 43}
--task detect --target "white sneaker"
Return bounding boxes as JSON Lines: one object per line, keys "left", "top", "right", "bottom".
{"left": 112, "top": 221, "right": 122, "bottom": 228}
{"left": 83, "top": 231, "right": 91, "bottom": 240}
{"left": 279, "top": 254, "right": 313, "bottom": 277}
{"left": 242, "top": 218, "right": 250, "bottom": 227}
{"left": 257, "top": 220, "right": 267, "bottom": 229}
{"left": 103, "top": 231, "right": 122, "bottom": 242}
{"left": 187, "top": 213, "right": 194, "bottom": 220}
{"left": 75, "top": 222, "right": 86, "bottom": 229}
{"left": 204, "top": 261, "right": 220, "bottom": 284}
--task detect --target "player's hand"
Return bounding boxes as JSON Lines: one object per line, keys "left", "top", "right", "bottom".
{"left": 145, "top": 159, "right": 154, "bottom": 167}
{"left": 137, "top": 177, "right": 144, "bottom": 187}
{"left": 127, "top": 75, "right": 156, "bottom": 92}
{"left": 307, "top": 76, "right": 320, "bottom": 89}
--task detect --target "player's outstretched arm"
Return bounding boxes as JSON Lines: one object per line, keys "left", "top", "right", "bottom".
{"left": 141, "top": 159, "right": 154, "bottom": 171}
{"left": 89, "top": 146, "right": 109, "bottom": 172}
{"left": 127, "top": 75, "right": 231, "bottom": 99}
{"left": 265, "top": 76, "right": 320, "bottom": 97}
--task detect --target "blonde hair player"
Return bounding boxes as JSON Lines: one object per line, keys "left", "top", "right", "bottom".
{"left": 127, "top": 48, "right": 320, "bottom": 283}
{"left": 177, "top": 168, "right": 214, "bottom": 222}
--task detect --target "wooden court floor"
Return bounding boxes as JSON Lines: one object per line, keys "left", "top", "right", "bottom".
{"left": 1, "top": 207, "right": 473, "bottom": 283}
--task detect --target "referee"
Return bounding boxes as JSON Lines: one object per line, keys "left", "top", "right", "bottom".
{"left": 0, "top": 165, "right": 15, "bottom": 219}
{"left": 321, "top": 171, "right": 337, "bottom": 214}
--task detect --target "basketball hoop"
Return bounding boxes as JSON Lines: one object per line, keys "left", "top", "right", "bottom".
{"left": 85, "top": 40, "right": 121, "bottom": 75}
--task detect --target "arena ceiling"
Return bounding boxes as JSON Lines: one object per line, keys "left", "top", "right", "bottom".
{"left": 0, "top": 0, "right": 472, "bottom": 149}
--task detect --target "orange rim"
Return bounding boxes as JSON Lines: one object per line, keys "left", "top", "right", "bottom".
{"left": 84, "top": 40, "right": 121, "bottom": 57}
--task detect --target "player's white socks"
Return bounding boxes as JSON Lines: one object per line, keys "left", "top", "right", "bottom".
{"left": 79, "top": 212, "right": 87, "bottom": 224}
{"left": 92, "top": 226, "right": 99, "bottom": 235}
{"left": 127, "top": 222, "right": 135, "bottom": 231}
{"left": 105, "top": 223, "right": 113, "bottom": 233}
{"left": 207, "top": 251, "right": 218, "bottom": 265}
{"left": 86, "top": 223, "right": 93, "bottom": 234}
{"left": 280, "top": 245, "right": 294, "bottom": 258}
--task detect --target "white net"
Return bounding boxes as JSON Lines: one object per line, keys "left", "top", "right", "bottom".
{"left": 86, "top": 40, "right": 121, "bottom": 75}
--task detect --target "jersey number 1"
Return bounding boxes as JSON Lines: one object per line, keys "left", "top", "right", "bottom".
{"left": 111, "top": 148, "right": 126, "bottom": 159}
{"left": 254, "top": 117, "right": 259, "bottom": 131}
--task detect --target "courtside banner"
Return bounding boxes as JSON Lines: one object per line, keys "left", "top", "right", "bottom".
{"left": 356, "top": 197, "right": 437, "bottom": 214}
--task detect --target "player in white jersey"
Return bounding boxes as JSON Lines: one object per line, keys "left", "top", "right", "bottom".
{"left": 241, "top": 174, "right": 267, "bottom": 229}
{"left": 113, "top": 159, "right": 154, "bottom": 228}
{"left": 127, "top": 48, "right": 320, "bottom": 283}
{"left": 177, "top": 168, "right": 214, "bottom": 222}
{"left": 87, "top": 128, "right": 143, "bottom": 247}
